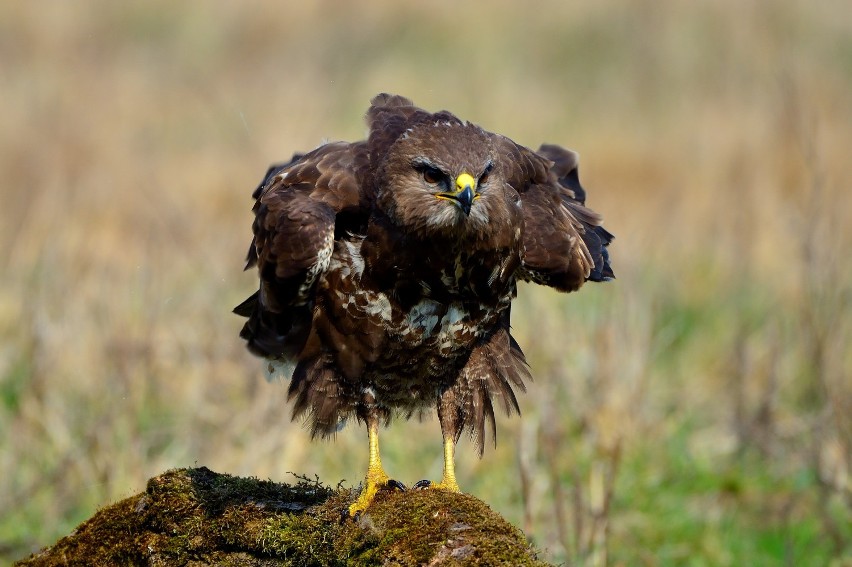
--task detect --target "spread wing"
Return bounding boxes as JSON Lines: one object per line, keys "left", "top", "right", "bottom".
{"left": 537, "top": 144, "right": 614, "bottom": 283}
{"left": 495, "top": 136, "right": 614, "bottom": 291}
{"left": 234, "top": 141, "right": 370, "bottom": 358}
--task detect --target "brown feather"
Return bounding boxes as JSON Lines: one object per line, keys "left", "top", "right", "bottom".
{"left": 235, "top": 94, "right": 613, "bottom": 461}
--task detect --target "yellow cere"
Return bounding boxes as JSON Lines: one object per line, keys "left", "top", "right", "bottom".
{"left": 455, "top": 173, "right": 476, "bottom": 193}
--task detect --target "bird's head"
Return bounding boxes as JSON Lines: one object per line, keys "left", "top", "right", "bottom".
{"left": 377, "top": 120, "right": 519, "bottom": 239}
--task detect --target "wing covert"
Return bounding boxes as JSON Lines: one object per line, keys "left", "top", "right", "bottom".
{"left": 236, "top": 141, "right": 370, "bottom": 358}
{"left": 508, "top": 142, "right": 614, "bottom": 291}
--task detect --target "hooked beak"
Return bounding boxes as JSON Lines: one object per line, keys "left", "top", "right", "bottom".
{"left": 437, "top": 173, "right": 478, "bottom": 216}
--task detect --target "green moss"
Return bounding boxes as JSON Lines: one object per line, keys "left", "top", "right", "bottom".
{"left": 16, "top": 467, "right": 550, "bottom": 566}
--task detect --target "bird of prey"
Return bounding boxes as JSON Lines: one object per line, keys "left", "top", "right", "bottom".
{"left": 235, "top": 94, "right": 613, "bottom": 517}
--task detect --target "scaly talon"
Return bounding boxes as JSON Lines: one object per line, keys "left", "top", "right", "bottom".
{"left": 412, "top": 477, "right": 461, "bottom": 492}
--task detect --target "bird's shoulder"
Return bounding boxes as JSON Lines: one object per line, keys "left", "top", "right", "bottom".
{"left": 244, "top": 140, "right": 372, "bottom": 277}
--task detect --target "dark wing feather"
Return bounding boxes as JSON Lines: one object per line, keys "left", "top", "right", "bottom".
{"left": 495, "top": 136, "right": 614, "bottom": 291}
{"left": 517, "top": 182, "right": 594, "bottom": 291}
{"left": 538, "top": 144, "right": 614, "bottom": 282}
{"left": 538, "top": 144, "right": 585, "bottom": 203}
{"left": 235, "top": 141, "right": 369, "bottom": 358}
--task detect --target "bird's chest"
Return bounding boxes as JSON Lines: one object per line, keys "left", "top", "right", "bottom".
{"left": 370, "top": 248, "right": 512, "bottom": 353}
{"left": 392, "top": 297, "right": 489, "bottom": 355}
{"left": 320, "top": 238, "right": 514, "bottom": 384}
{"left": 328, "top": 279, "right": 497, "bottom": 355}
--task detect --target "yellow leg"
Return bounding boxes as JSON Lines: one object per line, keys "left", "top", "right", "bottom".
{"left": 418, "top": 435, "right": 461, "bottom": 492}
{"left": 348, "top": 416, "right": 392, "bottom": 517}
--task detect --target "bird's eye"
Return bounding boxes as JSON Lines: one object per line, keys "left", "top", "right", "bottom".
{"left": 422, "top": 166, "right": 443, "bottom": 185}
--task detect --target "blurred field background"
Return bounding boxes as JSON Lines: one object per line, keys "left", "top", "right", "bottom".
{"left": 1, "top": 1, "right": 850, "bottom": 565}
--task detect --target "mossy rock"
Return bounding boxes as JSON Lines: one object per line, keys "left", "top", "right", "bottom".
{"left": 17, "top": 467, "right": 552, "bottom": 566}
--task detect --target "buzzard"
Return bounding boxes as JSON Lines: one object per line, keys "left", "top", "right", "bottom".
{"left": 235, "top": 94, "right": 613, "bottom": 517}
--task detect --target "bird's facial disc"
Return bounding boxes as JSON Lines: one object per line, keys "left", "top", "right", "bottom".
{"left": 436, "top": 173, "right": 480, "bottom": 216}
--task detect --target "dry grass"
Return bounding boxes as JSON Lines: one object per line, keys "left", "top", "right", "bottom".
{"left": 1, "top": 1, "right": 850, "bottom": 564}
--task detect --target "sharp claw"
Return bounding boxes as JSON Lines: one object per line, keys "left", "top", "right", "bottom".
{"left": 387, "top": 479, "right": 407, "bottom": 491}
{"left": 413, "top": 479, "right": 432, "bottom": 490}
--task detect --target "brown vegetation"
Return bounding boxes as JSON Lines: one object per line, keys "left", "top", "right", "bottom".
{"left": 1, "top": 1, "right": 850, "bottom": 564}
